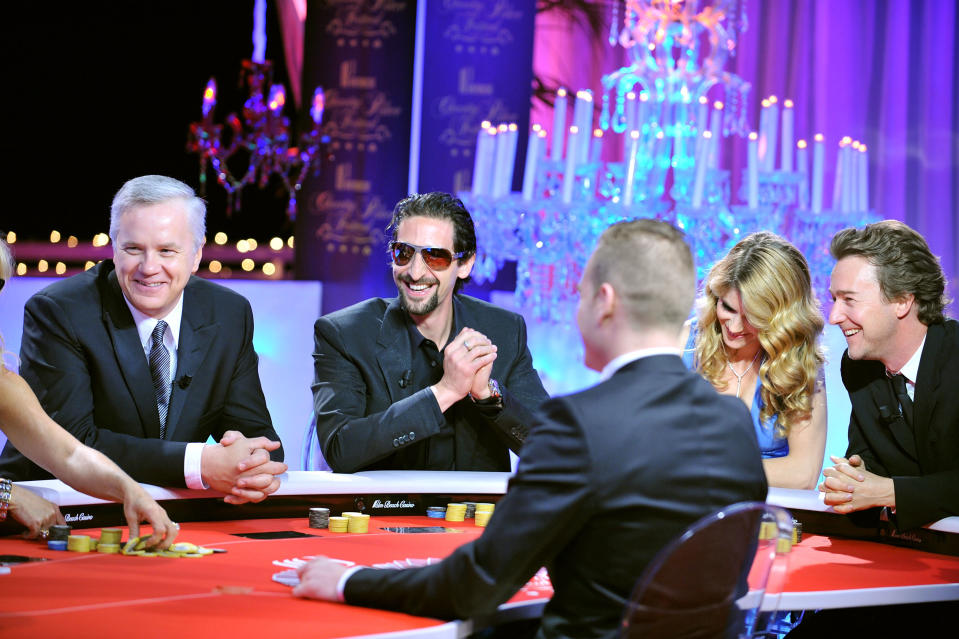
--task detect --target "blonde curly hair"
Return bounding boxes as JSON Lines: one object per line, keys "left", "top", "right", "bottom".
{"left": 693, "top": 232, "right": 824, "bottom": 437}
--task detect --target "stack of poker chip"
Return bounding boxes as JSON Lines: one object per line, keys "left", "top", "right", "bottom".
{"left": 474, "top": 503, "right": 495, "bottom": 527}
{"left": 346, "top": 513, "right": 370, "bottom": 534}
{"left": 463, "top": 502, "right": 477, "bottom": 519}
{"left": 67, "top": 535, "right": 92, "bottom": 552}
{"left": 792, "top": 519, "right": 803, "bottom": 545}
{"left": 100, "top": 528, "right": 123, "bottom": 545}
{"left": 426, "top": 506, "right": 446, "bottom": 519}
{"left": 328, "top": 516, "right": 349, "bottom": 533}
{"left": 47, "top": 524, "right": 72, "bottom": 550}
{"left": 309, "top": 507, "right": 330, "bottom": 529}
{"left": 444, "top": 503, "right": 467, "bottom": 522}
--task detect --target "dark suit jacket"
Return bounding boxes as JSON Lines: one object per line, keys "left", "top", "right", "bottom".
{"left": 841, "top": 319, "right": 959, "bottom": 529}
{"left": 343, "top": 355, "right": 769, "bottom": 639}
{"left": 0, "top": 261, "right": 282, "bottom": 486}
{"left": 312, "top": 295, "right": 549, "bottom": 473}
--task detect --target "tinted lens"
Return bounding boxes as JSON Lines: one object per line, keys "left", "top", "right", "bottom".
{"left": 421, "top": 247, "right": 454, "bottom": 270}
{"left": 390, "top": 243, "right": 455, "bottom": 270}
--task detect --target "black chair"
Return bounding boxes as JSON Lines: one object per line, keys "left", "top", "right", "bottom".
{"left": 619, "top": 502, "right": 794, "bottom": 639}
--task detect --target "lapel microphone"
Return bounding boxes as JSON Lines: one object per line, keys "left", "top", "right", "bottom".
{"left": 398, "top": 370, "right": 412, "bottom": 389}
{"left": 177, "top": 374, "right": 193, "bottom": 389}
{"left": 878, "top": 404, "right": 901, "bottom": 426}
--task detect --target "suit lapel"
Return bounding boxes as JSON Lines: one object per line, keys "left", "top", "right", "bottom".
{"left": 912, "top": 323, "right": 943, "bottom": 466}
{"left": 376, "top": 298, "right": 415, "bottom": 403}
{"left": 166, "top": 279, "right": 216, "bottom": 439}
{"left": 97, "top": 264, "right": 162, "bottom": 439}
{"left": 865, "top": 376, "right": 918, "bottom": 462}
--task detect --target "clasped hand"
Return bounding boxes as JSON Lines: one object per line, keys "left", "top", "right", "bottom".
{"left": 202, "top": 430, "right": 287, "bottom": 504}
{"left": 819, "top": 454, "right": 896, "bottom": 514}
{"left": 431, "top": 327, "right": 498, "bottom": 411}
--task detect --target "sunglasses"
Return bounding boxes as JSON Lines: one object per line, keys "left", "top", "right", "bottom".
{"left": 390, "top": 241, "right": 466, "bottom": 271}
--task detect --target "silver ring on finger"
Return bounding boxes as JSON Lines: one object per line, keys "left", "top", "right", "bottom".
{"left": 464, "top": 340, "right": 472, "bottom": 351}
{"left": 40, "top": 529, "right": 50, "bottom": 540}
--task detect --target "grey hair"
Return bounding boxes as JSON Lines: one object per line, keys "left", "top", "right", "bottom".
{"left": 0, "top": 237, "right": 12, "bottom": 284}
{"left": 109, "top": 175, "right": 206, "bottom": 252}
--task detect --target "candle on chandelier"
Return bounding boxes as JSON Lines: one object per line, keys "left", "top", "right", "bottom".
{"left": 202, "top": 78, "right": 217, "bottom": 118}
{"left": 834, "top": 136, "right": 851, "bottom": 211}
{"left": 522, "top": 127, "right": 546, "bottom": 201}
{"left": 572, "top": 90, "right": 594, "bottom": 164}
{"left": 691, "top": 131, "right": 711, "bottom": 208}
{"left": 590, "top": 129, "right": 604, "bottom": 163}
{"left": 623, "top": 130, "right": 640, "bottom": 206}
{"left": 551, "top": 88, "right": 568, "bottom": 161}
{"left": 310, "top": 87, "right": 325, "bottom": 125}
{"left": 697, "top": 96, "right": 709, "bottom": 133}
{"left": 811, "top": 134, "right": 825, "bottom": 213}
{"left": 268, "top": 85, "right": 286, "bottom": 115}
{"left": 765, "top": 96, "right": 779, "bottom": 172}
{"left": 796, "top": 139, "right": 809, "bottom": 208}
{"left": 708, "top": 101, "right": 723, "bottom": 168}
{"left": 858, "top": 144, "right": 869, "bottom": 212}
{"left": 758, "top": 98, "right": 770, "bottom": 169}
{"left": 471, "top": 123, "right": 495, "bottom": 197}
{"left": 491, "top": 123, "right": 511, "bottom": 198}
{"left": 747, "top": 132, "right": 759, "bottom": 209}
{"left": 252, "top": 0, "right": 267, "bottom": 64}
{"left": 562, "top": 125, "right": 580, "bottom": 204}
{"left": 780, "top": 99, "right": 794, "bottom": 172}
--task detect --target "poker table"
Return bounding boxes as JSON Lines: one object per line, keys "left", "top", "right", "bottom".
{"left": 1, "top": 472, "right": 958, "bottom": 637}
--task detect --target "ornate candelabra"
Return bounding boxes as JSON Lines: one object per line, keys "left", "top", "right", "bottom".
{"left": 187, "top": 60, "right": 328, "bottom": 219}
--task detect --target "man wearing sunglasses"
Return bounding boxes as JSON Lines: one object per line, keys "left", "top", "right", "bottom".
{"left": 311, "top": 192, "right": 549, "bottom": 473}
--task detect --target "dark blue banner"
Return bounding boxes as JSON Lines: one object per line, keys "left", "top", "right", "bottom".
{"left": 297, "top": 0, "right": 416, "bottom": 312}
{"left": 414, "top": 1, "right": 536, "bottom": 194}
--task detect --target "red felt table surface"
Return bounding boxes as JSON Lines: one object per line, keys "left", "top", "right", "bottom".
{"left": 0, "top": 516, "right": 549, "bottom": 639}
{"left": 784, "top": 534, "right": 959, "bottom": 592}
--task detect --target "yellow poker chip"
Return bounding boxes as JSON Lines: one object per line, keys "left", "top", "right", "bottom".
{"left": 196, "top": 547, "right": 214, "bottom": 555}
{"left": 182, "top": 553, "right": 204, "bottom": 558}
{"left": 158, "top": 550, "right": 185, "bottom": 558}
{"left": 170, "top": 542, "right": 198, "bottom": 553}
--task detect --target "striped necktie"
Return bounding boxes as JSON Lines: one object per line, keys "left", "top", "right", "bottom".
{"left": 149, "top": 320, "right": 171, "bottom": 439}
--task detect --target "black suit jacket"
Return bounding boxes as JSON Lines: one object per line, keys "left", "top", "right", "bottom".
{"left": 312, "top": 295, "right": 549, "bottom": 473}
{"left": 343, "top": 355, "right": 768, "bottom": 639}
{"left": 0, "top": 261, "right": 282, "bottom": 485}
{"left": 841, "top": 319, "right": 959, "bottom": 529}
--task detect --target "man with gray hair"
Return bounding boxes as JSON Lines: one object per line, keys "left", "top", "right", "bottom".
{"left": 294, "top": 219, "right": 767, "bottom": 638}
{"left": 0, "top": 175, "right": 286, "bottom": 503}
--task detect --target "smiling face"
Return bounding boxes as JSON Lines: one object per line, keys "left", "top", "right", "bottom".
{"left": 392, "top": 216, "right": 473, "bottom": 317}
{"left": 113, "top": 200, "right": 202, "bottom": 318}
{"left": 828, "top": 255, "right": 901, "bottom": 364}
{"left": 715, "top": 288, "right": 760, "bottom": 355}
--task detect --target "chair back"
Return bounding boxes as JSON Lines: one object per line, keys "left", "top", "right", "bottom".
{"left": 619, "top": 501, "right": 793, "bottom": 639}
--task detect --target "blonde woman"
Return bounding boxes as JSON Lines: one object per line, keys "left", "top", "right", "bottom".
{"left": 0, "top": 239, "right": 177, "bottom": 546}
{"left": 683, "top": 232, "right": 827, "bottom": 489}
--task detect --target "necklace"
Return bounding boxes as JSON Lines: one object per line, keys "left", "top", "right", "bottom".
{"left": 726, "top": 351, "right": 760, "bottom": 398}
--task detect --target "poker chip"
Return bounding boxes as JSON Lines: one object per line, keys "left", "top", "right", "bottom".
{"left": 170, "top": 542, "right": 198, "bottom": 554}
{"left": 347, "top": 514, "right": 370, "bottom": 534}
{"left": 47, "top": 540, "right": 67, "bottom": 551}
{"left": 759, "top": 521, "right": 778, "bottom": 541}
{"left": 792, "top": 520, "right": 803, "bottom": 545}
{"left": 97, "top": 543, "right": 121, "bottom": 554}
{"left": 122, "top": 536, "right": 148, "bottom": 555}
{"left": 67, "top": 535, "right": 92, "bottom": 552}
{"left": 444, "top": 503, "right": 467, "bottom": 522}
{"left": 100, "top": 528, "right": 123, "bottom": 545}
{"left": 463, "top": 502, "right": 477, "bottom": 519}
{"left": 49, "top": 524, "right": 72, "bottom": 542}
{"left": 328, "top": 516, "right": 349, "bottom": 533}
{"left": 474, "top": 503, "right": 495, "bottom": 514}
{"left": 474, "top": 510, "right": 492, "bottom": 527}
{"left": 341, "top": 511, "right": 362, "bottom": 518}
{"left": 776, "top": 537, "right": 792, "bottom": 554}
{"left": 426, "top": 506, "right": 446, "bottom": 519}
{"left": 308, "top": 507, "right": 330, "bottom": 529}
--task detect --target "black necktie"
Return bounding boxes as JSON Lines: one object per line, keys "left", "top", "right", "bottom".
{"left": 149, "top": 320, "right": 171, "bottom": 439}
{"left": 889, "top": 373, "right": 913, "bottom": 427}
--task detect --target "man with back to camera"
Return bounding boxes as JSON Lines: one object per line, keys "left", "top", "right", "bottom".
{"left": 0, "top": 175, "right": 286, "bottom": 503}
{"left": 294, "top": 219, "right": 768, "bottom": 639}
{"left": 311, "top": 191, "right": 549, "bottom": 472}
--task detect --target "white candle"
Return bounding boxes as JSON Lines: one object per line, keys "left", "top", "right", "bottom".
{"left": 780, "top": 99, "right": 794, "bottom": 172}
{"left": 252, "top": 0, "right": 267, "bottom": 64}
{"left": 708, "top": 101, "right": 723, "bottom": 168}
{"left": 472, "top": 125, "right": 495, "bottom": 197}
{"left": 747, "top": 131, "right": 759, "bottom": 209}
{"left": 623, "top": 130, "right": 640, "bottom": 206}
{"left": 503, "top": 123, "right": 519, "bottom": 196}
{"left": 697, "top": 96, "right": 709, "bottom": 134}
{"left": 590, "top": 129, "right": 603, "bottom": 163}
{"left": 573, "top": 90, "right": 594, "bottom": 164}
{"left": 796, "top": 139, "right": 809, "bottom": 209}
{"left": 811, "top": 134, "right": 825, "bottom": 213}
{"left": 765, "top": 96, "right": 779, "bottom": 172}
{"left": 562, "top": 125, "right": 579, "bottom": 204}
{"left": 834, "top": 136, "right": 851, "bottom": 212}
{"left": 758, "top": 98, "right": 770, "bottom": 169}
{"left": 859, "top": 144, "right": 869, "bottom": 212}
{"left": 551, "top": 88, "right": 568, "bottom": 161}
{"left": 691, "top": 131, "right": 711, "bottom": 208}
{"left": 522, "top": 127, "right": 545, "bottom": 201}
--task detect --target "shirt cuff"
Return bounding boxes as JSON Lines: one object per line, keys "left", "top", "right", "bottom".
{"left": 184, "top": 443, "right": 209, "bottom": 490}
{"left": 336, "top": 566, "right": 366, "bottom": 602}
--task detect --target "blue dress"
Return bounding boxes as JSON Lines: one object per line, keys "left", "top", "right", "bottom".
{"left": 682, "top": 322, "right": 788, "bottom": 459}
